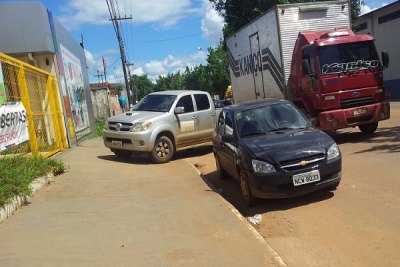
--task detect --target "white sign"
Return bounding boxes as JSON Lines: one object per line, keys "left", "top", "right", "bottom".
{"left": 0, "top": 102, "right": 29, "bottom": 152}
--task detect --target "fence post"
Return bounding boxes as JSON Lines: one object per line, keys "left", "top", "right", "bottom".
{"left": 17, "top": 66, "right": 38, "bottom": 154}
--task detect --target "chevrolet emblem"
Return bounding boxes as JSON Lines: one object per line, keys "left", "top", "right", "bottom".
{"left": 299, "top": 160, "right": 308, "bottom": 166}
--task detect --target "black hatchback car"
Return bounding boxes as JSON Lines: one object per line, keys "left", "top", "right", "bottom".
{"left": 213, "top": 99, "right": 341, "bottom": 206}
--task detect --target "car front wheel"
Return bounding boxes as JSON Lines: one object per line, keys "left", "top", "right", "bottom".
{"left": 151, "top": 136, "right": 174, "bottom": 163}
{"left": 240, "top": 170, "right": 258, "bottom": 206}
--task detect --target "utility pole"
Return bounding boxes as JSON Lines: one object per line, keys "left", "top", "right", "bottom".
{"left": 102, "top": 57, "right": 107, "bottom": 82}
{"left": 125, "top": 61, "right": 135, "bottom": 104}
{"left": 94, "top": 70, "right": 104, "bottom": 83}
{"left": 102, "top": 57, "right": 111, "bottom": 117}
{"left": 106, "top": 0, "right": 132, "bottom": 106}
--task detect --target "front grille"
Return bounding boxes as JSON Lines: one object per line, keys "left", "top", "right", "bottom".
{"left": 280, "top": 153, "right": 325, "bottom": 171}
{"left": 340, "top": 96, "right": 373, "bottom": 109}
{"left": 108, "top": 122, "right": 133, "bottom": 132}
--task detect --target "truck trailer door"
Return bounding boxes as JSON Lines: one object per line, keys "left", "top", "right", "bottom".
{"left": 249, "top": 33, "right": 265, "bottom": 99}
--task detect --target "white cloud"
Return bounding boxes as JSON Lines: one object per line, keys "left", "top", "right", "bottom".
{"left": 84, "top": 49, "right": 96, "bottom": 68}
{"left": 201, "top": 0, "right": 224, "bottom": 46}
{"left": 360, "top": 2, "right": 389, "bottom": 15}
{"left": 59, "top": 0, "right": 199, "bottom": 29}
{"left": 132, "top": 67, "right": 145, "bottom": 76}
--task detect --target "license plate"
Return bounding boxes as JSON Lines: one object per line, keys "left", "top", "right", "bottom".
{"left": 353, "top": 107, "right": 367, "bottom": 116}
{"left": 293, "top": 170, "right": 320, "bottom": 186}
{"left": 112, "top": 140, "right": 122, "bottom": 147}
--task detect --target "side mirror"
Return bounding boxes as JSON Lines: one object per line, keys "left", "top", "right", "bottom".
{"left": 221, "top": 134, "right": 234, "bottom": 143}
{"left": 174, "top": 106, "right": 185, "bottom": 114}
{"left": 302, "top": 59, "right": 311, "bottom": 76}
{"left": 382, "top": 51, "right": 389, "bottom": 69}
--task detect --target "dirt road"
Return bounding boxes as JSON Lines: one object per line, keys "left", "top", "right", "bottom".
{"left": 186, "top": 102, "right": 400, "bottom": 266}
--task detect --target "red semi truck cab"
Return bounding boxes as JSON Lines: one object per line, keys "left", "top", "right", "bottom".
{"left": 288, "top": 28, "right": 390, "bottom": 133}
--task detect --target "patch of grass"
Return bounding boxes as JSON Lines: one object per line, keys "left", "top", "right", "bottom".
{"left": 0, "top": 155, "right": 67, "bottom": 206}
{"left": 96, "top": 120, "right": 105, "bottom": 136}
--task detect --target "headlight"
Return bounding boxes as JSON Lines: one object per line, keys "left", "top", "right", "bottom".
{"left": 327, "top": 143, "right": 340, "bottom": 160}
{"left": 131, "top": 121, "right": 152, "bottom": 132}
{"left": 104, "top": 120, "right": 109, "bottom": 130}
{"left": 252, "top": 159, "right": 276, "bottom": 174}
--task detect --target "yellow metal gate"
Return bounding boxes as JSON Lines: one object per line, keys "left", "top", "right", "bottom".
{"left": 0, "top": 53, "right": 67, "bottom": 157}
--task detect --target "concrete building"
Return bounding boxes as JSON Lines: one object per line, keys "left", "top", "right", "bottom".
{"left": 0, "top": 2, "right": 95, "bottom": 146}
{"left": 354, "top": 1, "right": 400, "bottom": 99}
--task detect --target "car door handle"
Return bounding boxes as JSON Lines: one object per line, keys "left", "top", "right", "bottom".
{"left": 192, "top": 116, "right": 197, "bottom": 119}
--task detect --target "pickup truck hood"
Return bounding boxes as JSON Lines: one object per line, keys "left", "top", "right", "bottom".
{"left": 241, "top": 128, "right": 332, "bottom": 164}
{"left": 108, "top": 111, "right": 166, "bottom": 123}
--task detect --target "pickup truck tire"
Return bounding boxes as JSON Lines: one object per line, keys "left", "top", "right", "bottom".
{"left": 359, "top": 122, "right": 378, "bottom": 134}
{"left": 151, "top": 136, "right": 174, "bottom": 163}
{"left": 240, "top": 170, "right": 258, "bottom": 206}
{"left": 112, "top": 149, "right": 132, "bottom": 158}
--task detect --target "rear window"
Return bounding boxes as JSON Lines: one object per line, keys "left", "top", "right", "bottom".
{"left": 194, "top": 94, "right": 210, "bottom": 111}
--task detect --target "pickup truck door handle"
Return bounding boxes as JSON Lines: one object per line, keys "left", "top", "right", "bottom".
{"left": 192, "top": 116, "right": 197, "bottom": 119}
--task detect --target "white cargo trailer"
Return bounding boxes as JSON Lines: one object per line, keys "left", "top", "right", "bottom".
{"left": 226, "top": 0, "right": 350, "bottom": 103}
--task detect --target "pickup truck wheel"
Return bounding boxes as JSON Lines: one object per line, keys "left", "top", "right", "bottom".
{"left": 151, "top": 136, "right": 174, "bottom": 163}
{"left": 239, "top": 170, "right": 258, "bottom": 206}
{"left": 112, "top": 150, "right": 132, "bottom": 158}
{"left": 214, "top": 154, "right": 228, "bottom": 179}
{"left": 359, "top": 122, "right": 378, "bottom": 134}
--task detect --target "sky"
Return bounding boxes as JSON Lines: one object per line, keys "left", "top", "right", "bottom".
{"left": 6, "top": 0, "right": 395, "bottom": 83}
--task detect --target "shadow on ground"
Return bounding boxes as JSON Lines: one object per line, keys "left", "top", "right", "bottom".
{"left": 331, "top": 126, "right": 400, "bottom": 154}
{"left": 201, "top": 170, "right": 335, "bottom": 218}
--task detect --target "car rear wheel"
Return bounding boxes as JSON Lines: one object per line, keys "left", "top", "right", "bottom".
{"left": 359, "top": 122, "right": 378, "bottom": 134}
{"left": 240, "top": 170, "right": 258, "bottom": 206}
{"left": 214, "top": 154, "right": 228, "bottom": 179}
{"left": 112, "top": 149, "right": 132, "bottom": 158}
{"left": 151, "top": 136, "right": 174, "bottom": 164}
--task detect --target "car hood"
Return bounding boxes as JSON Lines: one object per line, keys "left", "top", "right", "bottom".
{"left": 108, "top": 111, "right": 166, "bottom": 123}
{"left": 241, "top": 128, "right": 333, "bottom": 164}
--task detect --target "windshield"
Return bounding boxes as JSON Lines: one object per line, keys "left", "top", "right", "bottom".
{"left": 318, "top": 41, "right": 380, "bottom": 75}
{"left": 235, "top": 103, "right": 310, "bottom": 138}
{"left": 133, "top": 94, "right": 177, "bottom": 112}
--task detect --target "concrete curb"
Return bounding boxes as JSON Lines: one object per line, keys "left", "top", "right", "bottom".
{"left": 186, "top": 160, "right": 287, "bottom": 266}
{"left": 0, "top": 172, "right": 54, "bottom": 223}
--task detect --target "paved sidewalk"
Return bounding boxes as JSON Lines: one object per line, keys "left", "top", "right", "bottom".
{"left": 0, "top": 138, "right": 282, "bottom": 266}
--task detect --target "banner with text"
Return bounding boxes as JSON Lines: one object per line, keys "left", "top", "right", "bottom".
{"left": 0, "top": 102, "right": 29, "bottom": 152}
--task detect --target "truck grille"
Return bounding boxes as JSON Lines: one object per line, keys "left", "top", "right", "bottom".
{"left": 340, "top": 97, "right": 373, "bottom": 109}
{"left": 108, "top": 122, "right": 133, "bottom": 132}
{"left": 280, "top": 153, "right": 325, "bottom": 171}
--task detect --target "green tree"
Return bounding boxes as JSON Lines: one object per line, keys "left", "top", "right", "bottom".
{"left": 130, "top": 74, "right": 155, "bottom": 101}
{"left": 206, "top": 45, "right": 230, "bottom": 99}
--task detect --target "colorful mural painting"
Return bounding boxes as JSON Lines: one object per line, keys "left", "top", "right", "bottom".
{"left": 60, "top": 44, "right": 89, "bottom": 133}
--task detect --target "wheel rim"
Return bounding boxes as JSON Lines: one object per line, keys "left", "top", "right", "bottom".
{"left": 240, "top": 173, "right": 250, "bottom": 202}
{"left": 155, "top": 141, "right": 170, "bottom": 159}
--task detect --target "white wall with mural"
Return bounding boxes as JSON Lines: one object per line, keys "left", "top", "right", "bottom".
{"left": 60, "top": 44, "right": 90, "bottom": 133}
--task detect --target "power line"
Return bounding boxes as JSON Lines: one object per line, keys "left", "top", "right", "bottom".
{"left": 133, "top": 32, "right": 202, "bottom": 45}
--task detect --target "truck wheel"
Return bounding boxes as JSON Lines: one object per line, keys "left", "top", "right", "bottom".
{"left": 151, "top": 136, "right": 174, "bottom": 163}
{"left": 214, "top": 154, "right": 228, "bottom": 179}
{"left": 239, "top": 170, "right": 258, "bottom": 206}
{"left": 112, "top": 150, "right": 132, "bottom": 158}
{"left": 359, "top": 122, "right": 378, "bottom": 134}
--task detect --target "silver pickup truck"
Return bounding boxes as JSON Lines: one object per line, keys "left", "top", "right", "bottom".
{"left": 103, "top": 90, "right": 218, "bottom": 163}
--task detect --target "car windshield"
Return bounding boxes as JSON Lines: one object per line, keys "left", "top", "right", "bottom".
{"left": 317, "top": 41, "right": 380, "bottom": 75}
{"left": 133, "top": 94, "right": 177, "bottom": 112}
{"left": 235, "top": 103, "right": 309, "bottom": 138}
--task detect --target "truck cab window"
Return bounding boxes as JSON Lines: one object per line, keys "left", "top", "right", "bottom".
{"left": 302, "top": 46, "right": 315, "bottom": 76}
{"left": 194, "top": 94, "right": 210, "bottom": 110}
{"left": 176, "top": 95, "right": 194, "bottom": 113}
